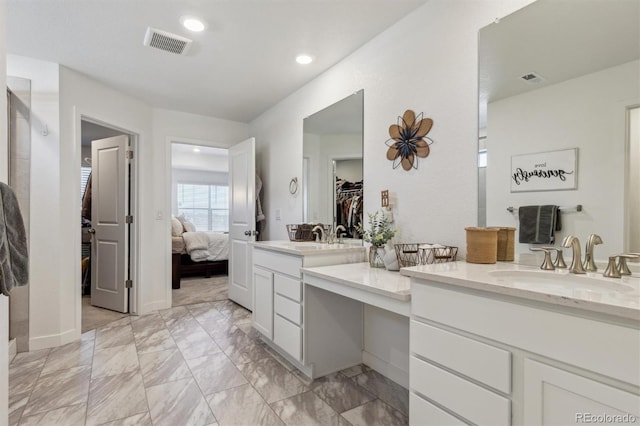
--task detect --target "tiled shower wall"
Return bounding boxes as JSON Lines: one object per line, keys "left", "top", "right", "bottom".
{"left": 7, "top": 76, "right": 30, "bottom": 352}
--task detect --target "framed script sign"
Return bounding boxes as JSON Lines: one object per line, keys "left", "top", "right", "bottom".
{"left": 511, "top": 148, "right": 577, "bottom": 192}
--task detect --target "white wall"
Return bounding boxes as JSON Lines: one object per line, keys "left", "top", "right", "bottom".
{"left": 7, "top": 55, "right": 61, "bottom": 350}
{"left": 0, "top": 1, "right": 9, "bottom": 423}
{"left": 250, "top": 0, "right": 535, "bottom": 253}
{"left": 486, "top": 61, "right": 639, "bottom": 258}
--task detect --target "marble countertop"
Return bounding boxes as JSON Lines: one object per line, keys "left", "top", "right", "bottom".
{"left": 401, "top": 261, "right": 640, "bottom": 321}
{"left": 252, "top": 240, "right": 366, "bottom": 256}
{"left": 302, "top": 262, "right": 411, "bottom": 301}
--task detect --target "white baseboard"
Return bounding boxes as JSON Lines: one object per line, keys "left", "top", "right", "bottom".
{"left": 363, "top": 350, "right": 409, "bottom": 389}
{"left": 29, "top": 328, "right": 78, "bottom": 351}
{"left": 8, "top": 339, "right": 17, "bottom": 363}
{"left": 141, "top": 300, "right": 170, "bottom": 315}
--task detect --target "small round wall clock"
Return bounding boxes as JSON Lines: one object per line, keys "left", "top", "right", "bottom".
{"left": 385, "top": 110, "right": 434, "bottom": 171}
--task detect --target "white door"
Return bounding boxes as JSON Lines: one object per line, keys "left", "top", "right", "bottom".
{"left": 228, "top": 137, "right": 256, "bottom": 310}
{"left": 90, "top": 135, "right": 130, "bottom": 313}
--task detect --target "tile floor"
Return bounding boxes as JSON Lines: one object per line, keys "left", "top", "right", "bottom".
{"left": 9, "top": 298, "right": 409, "bottom": 425}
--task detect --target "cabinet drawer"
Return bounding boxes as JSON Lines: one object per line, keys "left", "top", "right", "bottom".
{"left": 411, "top": 320, "right": 511, "bottom": 394}
{"left": 411, "top": 356, "right": 510, "bottom": 426}
{"left": 274, "top": 314, "right": 302, "bottom": 361}
{"left": 410, "top": 393, "right": 468, "bottom": 426}
{"left": 274, "top": 274, "right": 302, "bottom": 302}
{"left": 275, "top": 294, "right": 302, "bottom": 326}
{"left": 253, "top": 248, "right": 302, "bottom": 278}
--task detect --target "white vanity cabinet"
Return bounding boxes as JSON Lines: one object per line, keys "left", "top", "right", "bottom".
{"left": 251, "top": 242, "right": 365, "bottom": 369}
{"left": 407, "top": 277, "right": 640, "bottom": 426}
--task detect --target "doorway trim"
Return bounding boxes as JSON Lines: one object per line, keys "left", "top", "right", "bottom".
{"left": 164, "top": 135, "right": 229, "bottom": 307}
{"left": 73, "top": 107, "right": 140, "bottom": 333}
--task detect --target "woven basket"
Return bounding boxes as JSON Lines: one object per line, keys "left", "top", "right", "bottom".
{"left": 490, "top": 227, "right": 516, "bottom": 261}
{"left": 465, "top": 227, "right": 499, "bottom": 264}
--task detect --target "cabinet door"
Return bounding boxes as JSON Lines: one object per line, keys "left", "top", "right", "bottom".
{"left": 524, "top": 359, "right": 640, "bottom": 425}
{"left": 252, "top": 267, "right": 274, "bottom": 339}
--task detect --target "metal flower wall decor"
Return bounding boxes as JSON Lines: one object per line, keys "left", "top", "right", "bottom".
{"left": 385, "top": 110, "right": 434, "bottom": 171}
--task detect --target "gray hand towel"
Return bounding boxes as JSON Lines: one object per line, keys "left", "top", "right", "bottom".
{"left": 0, "top": 182, "right": 29, "bottom": 296}
{"left": 518, "top": 205, "right": 559, "bottom": 244}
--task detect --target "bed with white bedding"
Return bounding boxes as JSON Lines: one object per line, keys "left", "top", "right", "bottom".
{"left": 171, "top": 230, "right": 229, "bottom": 289}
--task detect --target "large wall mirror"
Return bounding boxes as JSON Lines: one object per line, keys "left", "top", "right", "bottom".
{"left": 303, "top": 90, "right": 364, "bottom": 240}
{"left": 479, "top": 0, "right": 639, "bottom": 258}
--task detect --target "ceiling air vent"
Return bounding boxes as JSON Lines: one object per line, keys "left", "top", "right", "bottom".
{"left": 143, "top": 27, "right": 192, "bottom": 55}
{"left": 520, "top": 72, "right": 545, "bottom": 84}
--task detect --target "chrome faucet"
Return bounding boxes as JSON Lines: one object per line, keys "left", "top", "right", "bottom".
{"left": 312, "top": 225, "right": 325, "bottom": 243}
{"left": 335, "top": 225, "right": 346, "bottom": 244}
{"left": 561, "top": 235, "right": 586, "bottom": 274}
{"left": 583, "top": 234, "right": 603, "bottom": 272}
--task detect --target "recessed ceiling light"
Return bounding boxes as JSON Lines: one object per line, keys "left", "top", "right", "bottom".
{"left": 180, "top": 16, "right": 206, "bottom": 32}
{"left": 193, "top": 148, "right": 201, "bottom": 153}
{"left": 296, "top": 54, "right": 313, "bottom": 65}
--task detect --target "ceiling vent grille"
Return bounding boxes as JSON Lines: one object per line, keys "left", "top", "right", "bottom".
{"left": 143, "top": 27, "right": 192, "bottom": 55}
{"left": 520, "top": 72, "right": 545, "bottom": 84}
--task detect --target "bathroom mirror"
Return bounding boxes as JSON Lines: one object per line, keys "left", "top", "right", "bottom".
{"left": 303, "top": 90, "right": 364, "bottom": 240}
{"left": 478, "top": 0, "right": 640, "bottom": 257}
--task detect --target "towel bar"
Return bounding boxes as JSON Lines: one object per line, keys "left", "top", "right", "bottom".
{"left": 507, "top": 204, "right": 582, "bottom": 213}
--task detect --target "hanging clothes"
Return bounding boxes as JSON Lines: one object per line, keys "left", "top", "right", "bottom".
{"left": 0, "top": 182, "right": 29, "bottom": 296}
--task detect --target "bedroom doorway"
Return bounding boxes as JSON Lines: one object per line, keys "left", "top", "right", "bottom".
{"left": 170, "top": 141, "right": 230, "bottom": 307}
{"left": 80, "top": 119, "right": 134, "bottom": 331}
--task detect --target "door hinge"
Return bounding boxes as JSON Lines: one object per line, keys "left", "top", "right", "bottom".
{"left": 125, "top": 215, "right": 133, "bottom": 224}
{"left": 125, "top": 280, "right": 133, "bottom": 289}
{"left": 126, "top": 149, "right": 134, "bottom": 160}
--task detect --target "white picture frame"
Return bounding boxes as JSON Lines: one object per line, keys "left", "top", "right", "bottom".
{"left": 511, "top": 148, "right": 577, "bottom": 192}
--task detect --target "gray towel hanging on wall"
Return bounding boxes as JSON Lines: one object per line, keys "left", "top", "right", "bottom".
{"left": 518, "top": 205, "right": 561, "bottom": 244}
{"left": 0, "top": 182, "right": 29, "bottom": 296}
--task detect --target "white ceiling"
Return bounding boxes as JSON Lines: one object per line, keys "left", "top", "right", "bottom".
{"left": 171, "top": 143, "right": 228, "bottom": 172}
{"left": 479, "top": 0, "right": 639, "bottom": 105}
{"left": 7, "top": 0, "right": 427, "bottom": 123}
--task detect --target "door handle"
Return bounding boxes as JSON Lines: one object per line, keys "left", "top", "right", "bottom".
{"left": 244, "top": 230, "right": 251, "bottom": 236}
{"left": 88, "top": 228, "right": 96, "bottom": 234}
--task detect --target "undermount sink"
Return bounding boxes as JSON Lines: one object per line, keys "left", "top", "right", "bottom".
{"left": 487, "top": 269, "right": 637, "bottom": 294}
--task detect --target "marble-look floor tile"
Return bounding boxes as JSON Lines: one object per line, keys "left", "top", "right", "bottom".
{"left": 223, "top": 336, "right": 270, "bottom": 366}
{"left": 186, "top": 352, "right": 247, "bottom": 396}
{"left": 22, "top": 365, "right": 92, "bottom": 416}
{"left": 8, "top": 392, "right": 29, "bottom": 426}
{"left": 41, "top": 339, "right": 94, "bottom": 374}
{"left": 172, "top": 276, "right": 228, "bottom": 307}
{"left": 158, "top": 306, "right": 191, "bottom": 324}
{"left": 131, "top": 312, "right": 167, "bottom": 333}
{"left": 167, "top": 316, "right": 204, "bottom": 339}
{"left": 10, "top": 348, "right": 50, "bottom": 367}
{"left": 146, "top": 377, "right": 216, "bottom": 426}
{"left": 311, "top": 373, "right": 376, "bottom": 414}
{"left": 9, "top": 357, "right": 44, "bottom": 396}
{"left": 207, "top": 384, "right": 284, "bottom": 426}
{"left": 82, "top": 299, "right": 129, "bottom": 333}
{"left": 86, "top": 370, "right": 148, "bottom": 426}
{"left": 82, "top": 329, "right": 97, "bottom": 342}
{"left": 239, "top": 357, "right": 308, "bottom": 404}
{"left": 95, "top": 324, "right": 135, "bottom": 350}
{"left": 339, "top": 364, "right": 371, "bottom": 378}
{"left": 98, "top": 411, "right": 153, "bottom": 426}
{"left": 341, "top": 399, "right": 408, "bottom": 426}
{"left": 209, "top": 327, "right": 250, "bottom": 352}
{"left": 139, "top": 349, "right": 192, "bottom": 387}
{"left": 174, "top": 329, "right": 222, "bottom": 360}
{"left": 271, "top": 390, "right": 345, "bottom": 426}
{"left": 92, "top": 343, "right": 140, "bottom": 379}
{"left": 18, "top": 403, "right": 87, "bottom": 426}
{"left": 134, "top": 327, "right": 177, "bottom": 354}
{"left": 187, "top": 302, "right": 226, "bottom": 323}
{"left": 353, "top": 370, "right": 409, "bottom": 416}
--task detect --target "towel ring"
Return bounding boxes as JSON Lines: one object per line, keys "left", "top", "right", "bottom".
{"left": 289, "top": 177, "right": 298, "bottom": 195}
